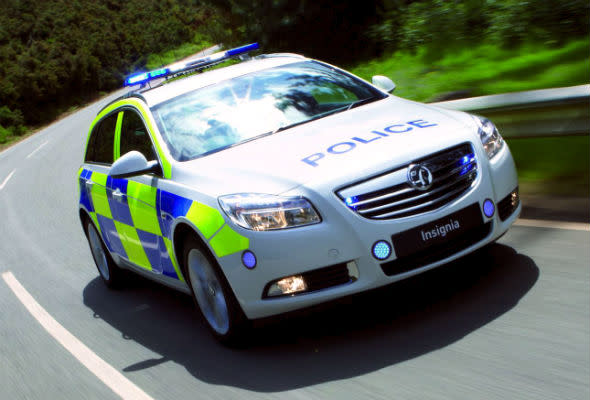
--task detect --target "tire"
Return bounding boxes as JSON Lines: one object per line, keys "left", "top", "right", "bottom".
{"left": 182, "top": 236, "right": 249, "bottom": 345}
{"left": 85, "top": 220, "right": 125, "bottom": 289}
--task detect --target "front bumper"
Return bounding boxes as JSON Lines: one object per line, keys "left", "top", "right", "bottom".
{"left": 219, "top": 143, "right": 520, "bottom": 320}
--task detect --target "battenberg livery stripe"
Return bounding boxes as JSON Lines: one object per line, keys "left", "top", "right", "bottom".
{"left": 107, "top": 177, "right": 134, "bottom": 226}
{"left": 162, "top": 237, "right": 183, "bottom": 282}
{"left": 79, "top": 172, "right": 250, "bottom": 281}
{"left": 185, "top": 202, "right": 225, "bottom": 240}
{"left": 209, "top": 225, "right": 250, "bottom": 258}
{"left": 114, "top": 221, "right": 152, "bottom": 270}
{"left": 156, "top": 189, "right": 250, "bottom": 258}
{"left": 78, "top": 168, "right": 94, "bottom": 213}
{"left": 127, "top": 181, "right": 161, "bottom": 236}
{"left": 89, "top": 172, "right": 112, "bottom": 219}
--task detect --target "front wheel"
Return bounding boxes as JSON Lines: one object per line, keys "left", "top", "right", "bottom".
{"left": 183, "top": 237, "right": 249, "bottom": 345}
{"left": 86, "top": 221, "right": 124, "bottom": 289}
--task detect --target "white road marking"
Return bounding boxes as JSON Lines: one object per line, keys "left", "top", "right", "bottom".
{"left": 26, "top": 140, "right": 49, "bottom": 159}
{"left": 1, "top": 271, "right": 154, "bottom": 400}
{"left": 515, "top": 218, "right": 590, "bottom": 232}
{"left": 0, "top": 169, "right": 15, "bottom": 191}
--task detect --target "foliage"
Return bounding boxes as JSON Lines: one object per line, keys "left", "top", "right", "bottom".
{"left": 0, "top": 0, "right": 588, "bottom": 139}
{"left": 350, "top": 39, "right": 589, "bottom": 102}
{"left": 0, "top": 0, "right": 216, "bottom": 133}
{"left": 207, "top": 0, "right": 383, "bottom": 63}
{"left": 507, "top": 136, "right": 589, "bottom": 196}
{"left": 146, "top": 35, "right": 213, "bottom": 70}
{"left": 370, "top": 0, "right": 590, "bottom": 57}
{"left": 0, "top": 125, "right": 10, "bottom": 144}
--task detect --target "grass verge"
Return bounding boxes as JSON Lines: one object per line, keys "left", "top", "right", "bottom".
{"left": 350, "top": 39, "right": 589, "bottom": 102}
{"left": 507, "top": 135, "right": 589, "bottom": 197}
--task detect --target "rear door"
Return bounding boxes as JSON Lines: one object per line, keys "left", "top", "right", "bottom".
{"left": 81, "top": 112, "right": 123, "bottom": 255}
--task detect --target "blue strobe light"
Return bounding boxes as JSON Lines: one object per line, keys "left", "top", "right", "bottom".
{"left": 242, "top": 250, "right": 257, "bottom": 269}
{"left": 372, "top": 240, "right": 392, "bottom": 260}
{"left": 483, "top": 199, "right": 495, "bottom": 218}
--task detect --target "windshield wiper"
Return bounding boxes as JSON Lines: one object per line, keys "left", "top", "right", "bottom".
{"left": 346, "top": 96, "right": 380, "bottom": 111}
{"left": 268, "top": 97, "right": 381, "bottom": 136}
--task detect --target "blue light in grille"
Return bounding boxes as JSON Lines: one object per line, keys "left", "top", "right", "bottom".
{"left": 483, "top": 199, "right": 495, "bottom": 218}
{"left": 345, "top": 196, "right": 358, "bottom": 209}
{"left": 372, "top": 240, "right": 392, "bottom": 260}
{"left": 242, "top": 251, "right": 257, "bottom": 269}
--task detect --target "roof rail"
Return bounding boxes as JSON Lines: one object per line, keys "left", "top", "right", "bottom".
{"left": 255, "top": 53, "right": 306, "bottom": 60}
{"left": 97, "top": 92, "right": 147, "bottom": 116}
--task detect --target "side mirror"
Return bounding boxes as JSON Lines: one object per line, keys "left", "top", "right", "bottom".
{"left": 372, "top": 75, "right": 396, "bottom": 93}
{"left": 109, "top": 151, "right": 162, "bottom": 179}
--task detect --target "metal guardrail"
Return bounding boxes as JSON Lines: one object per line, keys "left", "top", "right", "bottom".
{"left": 433, "top": 85, "right": 590, "bottom": 138}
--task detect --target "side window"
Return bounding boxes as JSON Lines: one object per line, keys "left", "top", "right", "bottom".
{"left": 120, "top": 110, "right": 157, "bottom": 161}
{"left": 85, "top": 113, "right": 117, "bottom": 164}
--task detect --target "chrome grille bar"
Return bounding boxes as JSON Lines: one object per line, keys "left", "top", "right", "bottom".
{"left": 338, "top": 143, "right": 477, "bottom": 220}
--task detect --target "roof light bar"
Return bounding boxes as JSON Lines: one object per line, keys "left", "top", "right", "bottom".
{"left": 123, "top": 42, "right": 260, "bottom": 87}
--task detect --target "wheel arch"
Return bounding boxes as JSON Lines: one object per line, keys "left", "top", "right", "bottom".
{"left": 172, "top": 221, "right": 215, "bottom": 282}
{"left": 79, "top": 207, "right": 92, "bottom": 237}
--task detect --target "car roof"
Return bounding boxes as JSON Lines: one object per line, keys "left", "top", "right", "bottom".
{"left": 141, "top": 54, "right": 307, "bottom": 107}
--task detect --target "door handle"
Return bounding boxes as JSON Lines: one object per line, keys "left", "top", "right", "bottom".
{"left": 112, "top": 189, "right": 124, "bottom": 202}
{"left": 85, "top": 180, "right": 94, "bottom": 189}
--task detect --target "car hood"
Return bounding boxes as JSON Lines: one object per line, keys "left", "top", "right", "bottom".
{"left": 173, "top": 96, "right": 477, "bottom": 196}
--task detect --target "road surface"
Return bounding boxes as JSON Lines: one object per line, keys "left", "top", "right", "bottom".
{"left": 0, "top": 92, "right": 588, "bottom": 399}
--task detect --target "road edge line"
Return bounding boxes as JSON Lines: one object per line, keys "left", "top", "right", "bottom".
{"left": 0, "top": 169, "right": 15, "bottom": 190}
{"left": 26, "top": 140, "right": 49, "bottom": 159}
{"left": 1, "top": 271, "right": 154, "bottom": 400}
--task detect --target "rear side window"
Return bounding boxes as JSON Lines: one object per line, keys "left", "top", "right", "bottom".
{"left": 85, "top": 114, "right": 117, "bottom": 164}
{"left": 120, "top": 110, "right": 157, "bottom": 161}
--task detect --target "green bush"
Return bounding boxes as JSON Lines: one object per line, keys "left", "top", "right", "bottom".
{"left": 0, "top": 125, "right": 10, "bottom": 144}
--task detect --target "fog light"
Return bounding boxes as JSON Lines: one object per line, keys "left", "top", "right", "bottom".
{"left": 483, "top": 199, "right": 495, "bottom": 218}
{"left": 372, "top": 240, "right": 392, "bottom": 260}
{"left": 241, "top": 251, "right": 257, "bottom": 269}
{"left": 267, "top": 275, "right": 307, "bottom": 297}
{"left": 510, "top": 189, "right": 520, "bottom": 208}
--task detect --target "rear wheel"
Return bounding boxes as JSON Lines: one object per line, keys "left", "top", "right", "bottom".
{"left": 183, "top": 236, "right": 249, "bottom": 345}
{"left": 86, "top": 221, "right": 124, "bottom": 289}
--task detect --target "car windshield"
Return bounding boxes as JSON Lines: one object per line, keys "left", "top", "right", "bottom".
{"left": 151, "top": 60, "right": 386, "bottom": 161}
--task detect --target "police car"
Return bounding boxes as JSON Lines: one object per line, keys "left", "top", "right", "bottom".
{"left": 78, "top": 43, "right": 520, "bottom": 343}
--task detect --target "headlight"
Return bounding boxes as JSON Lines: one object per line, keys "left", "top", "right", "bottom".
{"left": 218, "top": 194, "right": 321, "bottom": 231}
{"left": 472, "top": 115, "right": 504, "bottom": 159}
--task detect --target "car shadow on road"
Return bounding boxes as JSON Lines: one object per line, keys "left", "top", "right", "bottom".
{"left": 83, "top": 243, "right": 538, "bottom": 392}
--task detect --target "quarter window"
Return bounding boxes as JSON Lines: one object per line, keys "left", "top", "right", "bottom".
{"left": 85, "top": 113, "right": 117, "bottom": 164}
{"left": 120, "top": 110, "right": 157, "bottom": 161}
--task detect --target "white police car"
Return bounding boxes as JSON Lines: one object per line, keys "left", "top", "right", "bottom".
{"left": 78, "top": 43, "right": 520, "bottom": 343}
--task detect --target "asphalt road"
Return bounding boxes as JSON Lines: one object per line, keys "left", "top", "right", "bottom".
{"left": 0, "top": 93, "right": 588, "bottom": 400}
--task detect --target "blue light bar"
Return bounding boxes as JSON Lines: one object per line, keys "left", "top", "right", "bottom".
{"left": 226, "top": 42, "right": 260, "bottom": 57}
{"left": 125, "top": 72, "right": 149, "bottom": 86}
{"left": 123, "top": 43, "right": 259, "bottom": 87}
{"left": 149, "top": 68, "right": 169, "bottom": 78}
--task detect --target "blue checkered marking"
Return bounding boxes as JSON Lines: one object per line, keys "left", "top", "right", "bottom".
{"left": 158, "top": 237, "right": 178, "bottom": 278}
{"left": 96, "top": 214, "right": 127, "bottom": 257}
{"left": 79, "top": 169, "right": 94, "bottom": 212}
{"left": 157, "top": 190, "right": 192, "bottom": 238}
{"left": 136, "top": 229, "right": 161, "bottom": 272}
{"left": 106, "top": 177, "right": 134, "bottom": 226}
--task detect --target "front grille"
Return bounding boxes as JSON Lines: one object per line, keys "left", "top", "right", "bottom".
{"left": 381, "top": 221, "right": 492, "bottom": 276}
{"left": 262, "top": 262, "right": 355, "bottom": 299}
{"left": 338, "top": 143, "right": 478, "bottom": 220}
